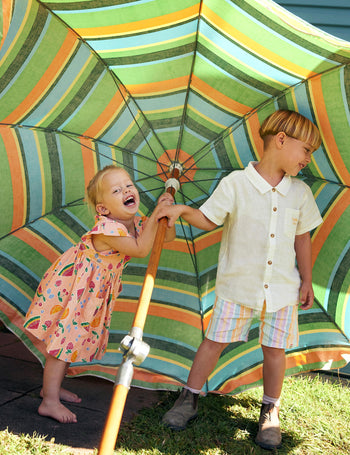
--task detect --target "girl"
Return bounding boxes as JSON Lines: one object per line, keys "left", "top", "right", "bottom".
{"left": 24, "top": 165, "right": 175, "bottom": 423}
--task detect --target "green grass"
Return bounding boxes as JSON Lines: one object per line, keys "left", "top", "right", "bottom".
{"left": 1, "top": 373, "right": 349, "bottom": 454}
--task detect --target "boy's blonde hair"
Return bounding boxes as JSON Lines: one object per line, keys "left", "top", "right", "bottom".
{"left": 86, "top": 165, "right": 126, "bottom": 211}
{"left": 259, "top": 110, "right": 322, "bottom": 150}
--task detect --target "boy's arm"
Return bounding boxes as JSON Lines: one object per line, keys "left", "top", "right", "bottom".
{"left": 295, "top": 231, "right": 314, "bottom": 310}
{"left": 158, "top": 204, "right": 217, "bottom": 231}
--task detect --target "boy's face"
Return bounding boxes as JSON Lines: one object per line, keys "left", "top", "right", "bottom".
{"left": 280, "top": 134, "right": 315, "bottom": 176}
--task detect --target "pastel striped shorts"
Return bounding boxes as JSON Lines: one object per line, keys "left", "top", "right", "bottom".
{"left": 205, "top": 297, "right": 299, "bottom": 349}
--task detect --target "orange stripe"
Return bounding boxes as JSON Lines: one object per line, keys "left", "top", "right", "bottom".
{"left": 286, "top": 348, "right": 350, "bottom": 370}
{"left": 2, "top": 31, "right": 78, "bottom": 124}
{"left": 191, "top": 74, "right": 250, "bottom": 115}
{"left": 219, "top": 364, "right": 263, "bottom": 394}
{"left": 0, "top": 127, "right": 26, "bottom": 231}
{"left": 0, "top": 0, "right": 13, "bottom": 48}
{"left": 13, "top": 228, "right": 59, "bottom": 263}
{"left": 194, "top": 229, "right": 222, "bottom": 252}
{"left": 312, "top": 190, "right": 350, "bottom": 265}
{"left": 162, "top": 229, "right": 222, "bottom": 254}
{"left": 219, "top": 347, "right": 350, "bottom": 394}
{"left": 162, "top": 239, "right": 194, "bottom": 254}
{"left": 246, "top": 111, "right": 263, "bottom": 160}
{"left": 83, "top": 89, "right": 126, "bottom": 138}
{"left": 80, "top": 137, "right": 98, "bottom": 193}
{"left": 126, "top": 76, "right": 189, "bottom": 96}
{"left": 310, "top": 76, "right": 350, "bottom": 185}
{"left": 77, "top": 5, "right": 200, "bottom": 38}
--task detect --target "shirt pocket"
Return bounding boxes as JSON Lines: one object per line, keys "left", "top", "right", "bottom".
{"left": 284, "top": 208, "right": 300, "bottom": 239}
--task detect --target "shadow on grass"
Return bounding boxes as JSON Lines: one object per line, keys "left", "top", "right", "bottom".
{"left": 116, "top": 391, "right": 302, "bottom": 454}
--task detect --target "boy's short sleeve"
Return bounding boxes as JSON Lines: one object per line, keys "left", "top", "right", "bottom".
{"left": 296, "top": 184, "right": 323, "bottom": 235}
{"left": 199, "top": 174, "right": 235, "bottom": 226}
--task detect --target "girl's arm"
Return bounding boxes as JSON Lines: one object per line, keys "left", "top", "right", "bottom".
{"left": 295, "top": 231, "right": 314, "bottom": 310}
{"left": 93, "top": 211, "right": 162, "bottom": 258}
{"left": 93, "top": 194, "right": 176, "bottom": 258}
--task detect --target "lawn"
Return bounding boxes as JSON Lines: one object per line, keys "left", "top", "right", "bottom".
{"left": 1, "top": 373, "right": 349, "bottom": 454}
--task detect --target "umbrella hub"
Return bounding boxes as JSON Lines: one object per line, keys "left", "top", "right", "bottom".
{"left": 165, "top": 162, "right": 182, "bottom": 193}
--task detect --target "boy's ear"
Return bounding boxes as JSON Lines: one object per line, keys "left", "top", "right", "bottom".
{"left": 275, "top": 131, "right": 286, "bottom": 149}
{"left": 96, "top": 203, "right": 109, "bottom": 216}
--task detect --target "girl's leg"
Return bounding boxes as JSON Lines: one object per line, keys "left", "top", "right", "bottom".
{"left": 38, "top": 355, "right": 77, "bottom": 423}
{"left": 261, "top": 345, "right": 286, "bottom": 398}
{"left": 187, "top": 338, "right": 229, "bottom": 389}
{"left": 39, "top": 363, "right": 81, "bottom": 403}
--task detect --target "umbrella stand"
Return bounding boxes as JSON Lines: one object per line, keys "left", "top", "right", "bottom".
{"left": 98, "top": 166, "right": 181, "bottom": 455}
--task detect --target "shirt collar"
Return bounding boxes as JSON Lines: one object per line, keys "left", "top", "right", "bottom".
{"left": 245, "top": 161, "right": 291, "bottom": 196}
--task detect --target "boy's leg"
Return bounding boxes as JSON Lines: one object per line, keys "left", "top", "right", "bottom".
{"left": 187, "top": 338, "right": 229, "bottom": 389}
{"left": 39, "top": 355, "right": 78, "bottom": 423}
{"left": 262, "top": 345, "right": 286, "bottom": 398}
{"left": 162, "top": 338, "right": 228, "bottom": 430}
{"left": 255, "top": 303, "right": 298, "bottom": 450}
{"left": 255, "top": 346, "right": 285, "bottom": 449}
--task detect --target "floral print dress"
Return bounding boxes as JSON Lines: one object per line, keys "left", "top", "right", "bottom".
{"left": 24, "top": 215, "right": 145, "bottom": 363}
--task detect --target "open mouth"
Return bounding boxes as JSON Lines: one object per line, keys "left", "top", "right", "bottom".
{"left": 124, "top": 195, "right": 135, "bottom": 207}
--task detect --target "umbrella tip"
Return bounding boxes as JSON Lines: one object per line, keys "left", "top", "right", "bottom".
{"left": 169, "top": 162, "right": 183, "bottom": 176}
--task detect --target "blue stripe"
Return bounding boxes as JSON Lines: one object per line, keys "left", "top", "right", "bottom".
{"left": 0, "top": 10, "right": 52, "bottom": 97}
{"left": 24, "top": 46, "right": 97, "bottom": 126}
{"left": 0, "top": 277, "right": 32, "bottom": 314}
{"left": 19, "top": 129, "right": 43, "bottom": 221}
{"left": 88, "top": 21, "right": 197, "bottom": 50}
{"left": 31, "top": 219, "right": 74, "bottom": 252}
{"left": 200, "top": 21, "right": 301, "bottom": 87}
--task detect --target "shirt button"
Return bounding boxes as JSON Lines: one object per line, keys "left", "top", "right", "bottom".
{"left": 273, "top": 207, "right": 277, "bottom": 212}
{"left": 272, "top": 188, "right": 276, "bottom": 192}
{"left": 268, "top": 260, "right": 272, "bottom": 265}
{"left": 264, "top": 284, "right": 269, "bottom": 289}
{"left": 270, "top": 233, "right": 275, "bottom": 238}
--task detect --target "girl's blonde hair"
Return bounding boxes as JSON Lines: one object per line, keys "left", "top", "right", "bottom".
{"left": 86, "top": 165, "right": 126, "bottom": 212}
{"left": 259, "top": 110, "right": 322, "bottom": 150}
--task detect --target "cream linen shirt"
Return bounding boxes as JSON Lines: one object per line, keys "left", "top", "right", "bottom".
{"left": 200, "top": 161, "right": 323, "bottom": 312}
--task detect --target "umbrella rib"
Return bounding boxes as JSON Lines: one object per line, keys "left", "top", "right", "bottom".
{"left": 37, "top": 1, "right": 173, "bottom": 178}
{"left": 0, "top": 198, "right": 86, "bottom": 241}
{"left": 175, "top": 0, "right": 204, "bottom": 162}
{"left": 314, "top": 297, "right": 350, "bottom": 343}
{"left": 177, "top": 186, "right": 208, "bottom": 391}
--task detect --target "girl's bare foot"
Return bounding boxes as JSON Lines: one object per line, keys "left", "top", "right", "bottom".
{"left": 38, "top": 400, "right": 77, "bottom": 424}
{"left": 40, "top": 387, "right": 81, "bottom": 403}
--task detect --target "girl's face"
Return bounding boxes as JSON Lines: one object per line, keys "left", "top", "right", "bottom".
{"left": 280, "top": 134, "right": 315, "bottom": 176}
{"left": 96, "top": 169, "right": 140, "bottom": 221}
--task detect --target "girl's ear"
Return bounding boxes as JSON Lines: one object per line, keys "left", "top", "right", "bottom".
{"left": 96, "top": 203, "right": 109, "bottom": 216}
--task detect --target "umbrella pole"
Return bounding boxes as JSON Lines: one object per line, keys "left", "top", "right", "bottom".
{"left": 98, "top": 167, "right": 180, "bottom": 455}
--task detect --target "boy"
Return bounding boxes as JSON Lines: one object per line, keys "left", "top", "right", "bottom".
{"left": 158, "top": 110, "right": 323, "bottom": 450}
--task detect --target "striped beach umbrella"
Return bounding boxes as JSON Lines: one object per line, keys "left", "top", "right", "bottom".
{"left": 0, "top": 0, "right": 349, "bottom": 399}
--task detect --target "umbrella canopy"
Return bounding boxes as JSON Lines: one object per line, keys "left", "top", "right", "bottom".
{"left": 0, "top": 0, "right": 349, "bottom": 395}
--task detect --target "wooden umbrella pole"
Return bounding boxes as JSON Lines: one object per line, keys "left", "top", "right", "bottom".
{"left": 98, "top": 167, "right": 180, "bottom": 455}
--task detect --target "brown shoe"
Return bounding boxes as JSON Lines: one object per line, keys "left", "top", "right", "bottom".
{"left": 162, "top": 388, "right": 199, "bottom": 430}
{"left": 255, "top": 403, "right": 282, "bottom": 450}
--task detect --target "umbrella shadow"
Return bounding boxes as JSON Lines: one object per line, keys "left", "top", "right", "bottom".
{"left": 116, "top": 391, "right": 302, "bottom": 454}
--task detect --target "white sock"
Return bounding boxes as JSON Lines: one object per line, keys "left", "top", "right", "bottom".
{"left": 184, "top": 385, "right": 201, "bottom": 395}
{"left": 262, "top": 394, "right": 280, "bottom": 408}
